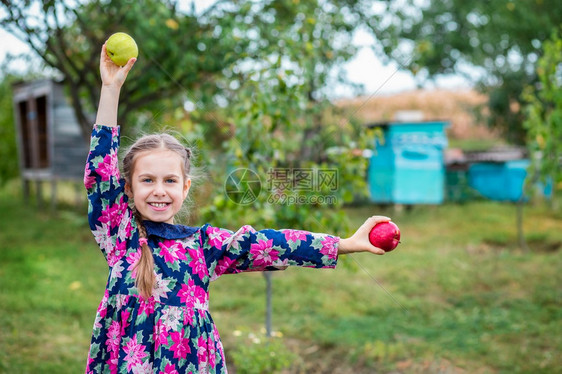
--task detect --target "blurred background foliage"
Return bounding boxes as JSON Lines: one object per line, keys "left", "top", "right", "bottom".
{"left": 523, "top": 28, "right": 562, "bottom": 198}
{"left": 1, "top": 1, "right": 561, "bottom": 373}
{"left": 0, "top": 74, "right": 18, "bottom": 187}
{"left": 371, "top": 0, "right": 562, "bottom": 145}
{"left": 0, "top": 0, "right": 388, "bottom": 236}
{"left": 1, "top": 0, "right": 561, "bottom": 208}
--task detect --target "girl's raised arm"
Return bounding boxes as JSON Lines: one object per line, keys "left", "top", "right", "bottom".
{"left": 95, "top": 43, "right": 136, "bottom": 127}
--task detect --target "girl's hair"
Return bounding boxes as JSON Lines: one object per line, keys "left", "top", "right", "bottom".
{"left": 122, "top": 133, "right": 192, "bottom": 300}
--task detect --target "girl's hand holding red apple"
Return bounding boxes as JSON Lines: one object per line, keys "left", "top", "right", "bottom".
{"left": 339, "top": 215, "right": 399, "bottom": 255}
{"left": 368, "top": 221, "right": 401, "bottom": 252}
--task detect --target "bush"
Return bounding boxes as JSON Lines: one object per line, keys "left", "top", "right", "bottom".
{"left": 229, "top": 331, "right": 298, "bottom": 374}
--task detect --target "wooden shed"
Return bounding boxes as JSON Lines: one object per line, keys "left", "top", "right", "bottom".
{"left": 12, "top": 79, "right": 89, "bottom": 207}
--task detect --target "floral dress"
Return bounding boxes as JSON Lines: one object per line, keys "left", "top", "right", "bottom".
{"left": 83, "top": 124, "right": 340, "bottom": 374}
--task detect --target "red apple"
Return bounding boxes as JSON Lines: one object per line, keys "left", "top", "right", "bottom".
{"left": 369, "top": 221, "right": 401, "bottom": 252}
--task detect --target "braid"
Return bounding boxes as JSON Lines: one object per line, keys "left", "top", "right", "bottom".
{"left": 123, "top": 133, "right": 193, "bottom": 300}
{"left": 133, "top": 208, "right": 155, "bottom": 300}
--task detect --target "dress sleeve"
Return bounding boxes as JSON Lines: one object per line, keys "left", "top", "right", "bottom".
{"left": 201, "top": 223, "right": 339, "bottom": 281}
{"left": 84, "top": 124, "right": 134, "bottom": 266}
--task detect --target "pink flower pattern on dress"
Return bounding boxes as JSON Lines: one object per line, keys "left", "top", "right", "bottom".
{"left": 170, "top": 330, "right": 191, "bottom": 359}
{"left": 98, "top": 197, "right": 127, "bottom": 229}
{"left": 96, "top": 150, "right": 120, "bottom": 182}
{"left": 138, "top": 297, "right": 155, "bottom": 316}
{"left": 97, "top": 289, "right": 109, "bottom": 318}
{"left": 107, "top": 238, "right": 127, "bottom": 267}
{"left": 320, "top": 236, "right": 339, "bottom": 260}
{"left": 105, "top": 320, "right": 121, "bottom": 355}
{"left": 126, "top": 248, "right": 142, "bottom": 279}
{"left": 84, "top": 124, "right": 339, "bottom": 373}
{"left": 153, "top": 319, "right": 169, "bottom": 351}
{"left": 212, "top": 256, "right": 237, "bottom": 279}
{"left": 193, "top": 285, "right": 208, "bottom": 309}
{"left": 250, "top": 239, "right": 278, "bottom": 267}
{"left": 160, "top": 363, "right": 179, "bottom": 374}
{"left": 158, "top": 240, "right": 187, "bottom": 264}
{"left": 84, "top": 163, "right": 96, "bottom": 189}
{"left": 197, "top": 336, "right": 208, "bottom": 369}
{"left": 206, "top": 227, "right": 231, "bottom": 249}
{"left": 207, "top": 336, "right": 216, "bottom": 369}
{"left": 282, "top": 229, "right": 309, "bottom": 242}
{"left": 178, "top": 279, "right": 196, "bottom": 306}
{"left": 123, "top": 334, "right": 147, "bottom": 371}
{"left": 182, "top": 305, "right": 196, "bottom": 327}
{"left": 187, "top": 248, "right": 209, "bottom": 280}
{"left": 120, "top": 310, "right": 131, "bottom": 336}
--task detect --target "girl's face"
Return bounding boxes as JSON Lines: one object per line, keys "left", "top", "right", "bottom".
{"left": 126, "top": 149, "right": 191, "bottom": 224}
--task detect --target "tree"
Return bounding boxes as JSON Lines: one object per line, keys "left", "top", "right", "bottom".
{"left": 198, "top": 0, "right": 375, "bottom": 233}
{"left": 523, "top": 28, "right": 562, "bottom": 203}
{"left": 367, "top": 0, "right": 562, "bottom": 144}
{"left": 193, "top": 0, "right": 379, "bottom": 337}
{"left": 1, "top": 0, "right": 381, "bottom": 226}
{"left": 0, "top": 74, "right": 19, "bottom": 187}
{"left": 2, "top": 0, "right": 383, "bottom": 339}
{"left": 0, "top": 0, "right": 245, "bottom": 140}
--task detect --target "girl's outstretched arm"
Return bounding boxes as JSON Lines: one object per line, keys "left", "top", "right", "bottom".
{"left": 338, "top": 215, "right": 391, "bottom": 255}
{"left": 95, "top": 43, "right": 136, "bottom": 127}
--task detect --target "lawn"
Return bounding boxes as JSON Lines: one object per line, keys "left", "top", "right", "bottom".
{"left": 0, "top": 183, "right": 560, "bottom": 373}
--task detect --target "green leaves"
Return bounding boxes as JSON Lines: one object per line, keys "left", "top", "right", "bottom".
{"left": 2, "top": 0, "right": 381, "bottom": 234}
{"left": 0, "top": 76, "right": 18, "bottom": 187}
{"left": 523, "top": 28, "right": 562, "bottom": 195}
{"left": 368, "top": 0, "right": 562, "bottom": 144}
{"left": 189, "top": 0, "right": 373, "bottom": 236}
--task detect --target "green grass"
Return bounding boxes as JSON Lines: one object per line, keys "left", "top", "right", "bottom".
{"left": 0, "top": 183, "right": 561, "bottom": 373}
{"left": 0, "top": 186, "right": 107, "bottom": 373}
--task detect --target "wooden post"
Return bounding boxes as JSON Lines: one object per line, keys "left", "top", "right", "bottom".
{"left": 264, "top": 272, "right": 273, "bottom": 338}
{"left": 23, "top": 179, "right": 30, "bottom": 204}
{"left": 516, "top": 200, "right": 530, "bottom": 252}
{"left": 35, "top": 180, "right": 43, "bottom": 209}
{"left": 27, "top": 97, "right": 42, "bottom": 209}
{"left": 51, "top": 179, "right": 57, "bottom": 211}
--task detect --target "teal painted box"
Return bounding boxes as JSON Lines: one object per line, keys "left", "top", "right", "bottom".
{"left": 367, "top": 121, "right": 450, "bottom": 204}
{"left": 467, "top": 159, "right": 552, "bottom": 201}
{"left": 468, "top": 160, "right": 528, "bottom": 202}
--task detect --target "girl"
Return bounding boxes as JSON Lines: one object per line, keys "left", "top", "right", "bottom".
{"left": 84, "top": 42, "right": 390, "bottom": 374}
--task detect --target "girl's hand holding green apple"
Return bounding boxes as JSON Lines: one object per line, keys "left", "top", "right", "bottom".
{"left": 105, "top": 32, "right": 138, "bottom": 66}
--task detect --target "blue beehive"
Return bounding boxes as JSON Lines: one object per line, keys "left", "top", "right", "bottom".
{"left": 367, "top": 120, "right": 450, "bottom": 204}
{"left": 447, "top": 148, "right": 552, "bottom": 202}
{"left": 468, "top": 160, "right": 529, "bottom": 202}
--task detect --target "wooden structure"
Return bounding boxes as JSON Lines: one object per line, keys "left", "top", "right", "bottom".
{"left": 12, "top": 79, "right": 89, "bottom": 208}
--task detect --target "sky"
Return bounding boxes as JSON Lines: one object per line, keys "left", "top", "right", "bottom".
{"left": 0, "top": 6, "right": 473, "bottom": 98}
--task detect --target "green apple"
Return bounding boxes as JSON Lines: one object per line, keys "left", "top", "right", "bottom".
{"left": 106, "top": 32, "right": 138, "bottom": 66}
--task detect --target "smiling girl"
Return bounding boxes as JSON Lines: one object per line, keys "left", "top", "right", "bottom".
{"left": 84, "top": 40, "right": 391, "bottom": 374}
